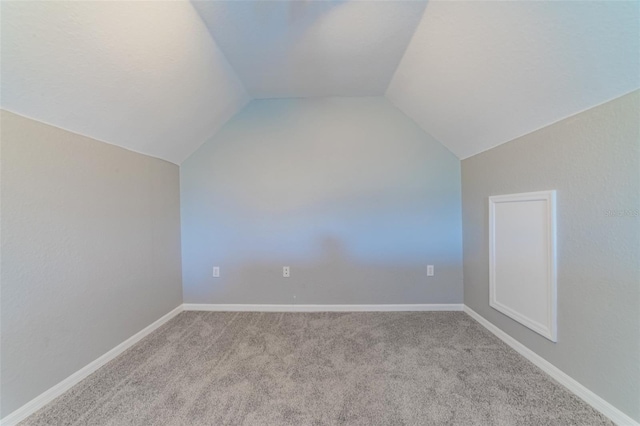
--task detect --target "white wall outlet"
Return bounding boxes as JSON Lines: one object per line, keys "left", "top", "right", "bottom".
{"left": 427, "top": 265, "right": 434, "bottom": 277}
{"left": 213, "top": 266, "right": 220, "bottom": 277}
{"left": 283, "top": 266, "right": 290, "bottom": 277}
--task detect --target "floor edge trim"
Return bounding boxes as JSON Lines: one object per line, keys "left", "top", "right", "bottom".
{"left": 1, "top": 304, "right": 184, "bottom": 426}
{"left": 463, "top": 305, "right": 638, "bottom": 426}
{"left": 182, "top": 303, "right": 464, "bottom": 312}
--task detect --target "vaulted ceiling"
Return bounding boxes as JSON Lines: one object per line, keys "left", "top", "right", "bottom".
{"left": 1, "top": 1, "right": 249, "bottom": 164}
{"left": 192, "top": 1, "right": 427, "bottom": 98}
{"left": 387, "top": 0, "right": 640, "bottom": 159}
{"left": 1, "top": 0, "right": 638, "bottom": 164}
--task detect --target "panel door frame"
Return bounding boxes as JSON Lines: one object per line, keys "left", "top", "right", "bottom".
{"left": 489, "top": 190, "right": 557, "bottom": 342}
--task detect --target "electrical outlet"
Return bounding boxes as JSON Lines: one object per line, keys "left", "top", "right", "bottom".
{"left": 427, "top": 265, "right": 434, "bottom": 277}
{"left": 283, "top": 266, "right": 290, "bottom": 277}
{"left": 213, "top": 266, "right": 220, "bottom": 277}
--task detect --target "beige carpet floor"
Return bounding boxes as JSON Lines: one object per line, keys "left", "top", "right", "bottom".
{"left": 22, "top": 311, "right": 611, "bottom": 425}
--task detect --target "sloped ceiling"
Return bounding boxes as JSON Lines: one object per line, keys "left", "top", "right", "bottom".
{"left": 0, "top": 1, "right": 249, "bottom": 164}
{"left": 191, "top": 0, "right": 427, "bottom": 98}
{"left": 387, "top": 0, "right": 640, "bottom": 159}
{"left": 1, "top": 1, "right": 638, "bottom": 163}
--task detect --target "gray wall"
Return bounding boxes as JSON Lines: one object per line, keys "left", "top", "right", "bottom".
{"left": 462, "top": 91, "right": 640, "bottom": 421}
{"left": 0, "top": 111, "right": 183, "bottom": 417}
{"left": 181, "top": 97, "right": 462, "bottom": 304}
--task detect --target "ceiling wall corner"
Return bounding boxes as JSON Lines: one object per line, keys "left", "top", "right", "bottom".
{"left": 384, "top": 94, "right": 462, "bottom": 161}
{"left": 187, "top": 0, "right": 250, "bottom": 98}
{"left": 176, "top": 95, "right": 252, "bottom": 165}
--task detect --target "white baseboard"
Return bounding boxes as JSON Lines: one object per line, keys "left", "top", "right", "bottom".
{"left": 463, "top": 305, "right": 638, "bottom": 426}
{"left": 183, "top": 303, "right": 464, "bottom": 312}
{"left": 2, "top": 303, "right": 460, "bottom": 424}
{"left": 12, "top": 303, "right": 629, "bottom": 425}
{"left": 1, "top": 304, "right": 184, "bottom": 426}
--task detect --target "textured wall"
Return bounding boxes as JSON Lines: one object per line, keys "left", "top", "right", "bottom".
{"left": 462, "top": 91, "right": 640, "bottom": 421}
{"left": 181, "top": 97, "right": 462, "bottom": 304}
{"left": 0, "top": 111, "right": 183, "bottom": 417}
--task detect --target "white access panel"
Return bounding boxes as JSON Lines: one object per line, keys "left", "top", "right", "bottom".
{"left": 489, "top": 190, "right": 557, "bottom": 342}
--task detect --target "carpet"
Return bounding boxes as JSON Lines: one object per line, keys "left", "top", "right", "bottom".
{"left": 21, "top": 311, "right": 612, "bottom": 425}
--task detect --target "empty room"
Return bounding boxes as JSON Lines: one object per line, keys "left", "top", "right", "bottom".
{"left": 1, "top": 0, "right": 638, "bottom": 424}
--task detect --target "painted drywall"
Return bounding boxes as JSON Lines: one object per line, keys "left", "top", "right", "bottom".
{"left": 181, "top": 97, "right": 462, "bottom": 304}
{"left": 4, "top": 0, "right": 637, "bottom": 165}
{"left": 462, "top": 91, "right": 640, "bottom": 421}
{"left": 0, "top": 1, "right": 249, "bottom": 164}
{"left": 192, "top": 0, "right": 426, "bottom": 98}
{"left": 0, "top": 111, "right": 183, "bottom": 417}
{"left": 388, "top": 0, "right": 640, "bottom": 159}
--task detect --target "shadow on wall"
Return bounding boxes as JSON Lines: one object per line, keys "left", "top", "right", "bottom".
{"left": 180, "top": 97, "right": 462, "bottom": 305}
{"left": 187, "top": 233, "right": 461, "bottom": 305}
{"left": 181, "top": 189, "right": 462, "bottom": 305}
